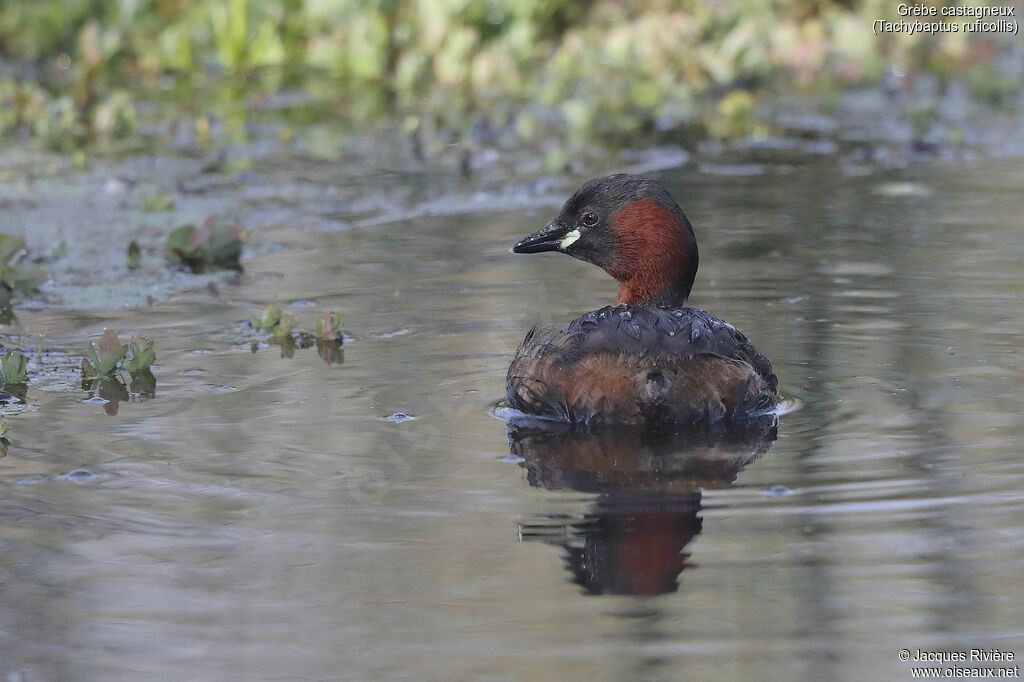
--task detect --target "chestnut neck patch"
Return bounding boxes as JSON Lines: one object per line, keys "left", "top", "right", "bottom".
{"left": 610, "top": 198, "right": 698, "bottom": 306}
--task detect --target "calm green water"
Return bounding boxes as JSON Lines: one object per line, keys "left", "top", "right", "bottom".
{"left": 1, "top": 147, "right": 1023, "bottom": 680}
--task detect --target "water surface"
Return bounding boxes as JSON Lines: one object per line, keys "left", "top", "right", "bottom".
{"left": 1, "top": 151, "right": 1022, "bottom": 680}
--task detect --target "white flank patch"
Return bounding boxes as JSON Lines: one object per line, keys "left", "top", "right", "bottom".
{"left": 559, "top": 229, "right": 581, "bottom": 249}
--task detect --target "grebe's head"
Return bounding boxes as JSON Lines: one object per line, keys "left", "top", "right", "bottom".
{"left": 512, "top": 174, "right": 699, "bottom": 307}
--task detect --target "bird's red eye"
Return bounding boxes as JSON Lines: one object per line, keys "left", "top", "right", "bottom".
{"left": 582, "top": 212, "right": 599, "bottom": 227}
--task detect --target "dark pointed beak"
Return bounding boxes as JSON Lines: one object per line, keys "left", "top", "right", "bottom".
{"left": 512, "top": 221, "right": 570, "bottom": 254}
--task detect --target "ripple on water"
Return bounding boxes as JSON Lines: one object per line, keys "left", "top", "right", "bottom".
{"left": 58, "top": 469, "right": 98, "bottom": 484}
{"left": 2, "top": 144, "right": 1023, "bottom": 681}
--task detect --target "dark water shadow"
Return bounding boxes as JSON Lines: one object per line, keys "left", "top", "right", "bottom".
{"left": 511, "top": 418, "right": 777, "bottom": 596}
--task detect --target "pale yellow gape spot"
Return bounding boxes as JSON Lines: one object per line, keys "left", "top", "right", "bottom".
{"left": 559, "top": 229, "right": 581, "bottom": 249}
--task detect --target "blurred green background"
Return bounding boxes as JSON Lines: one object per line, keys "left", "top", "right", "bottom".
{"left": 0, "top": 0, "right": 1021, "bottom": 152}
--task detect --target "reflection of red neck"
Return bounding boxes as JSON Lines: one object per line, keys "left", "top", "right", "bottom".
{"left": 617, "top": 513, "right": 699, "bottom": 595}
{"left": 611, "top": 198, "right": 698, "bottom": 306}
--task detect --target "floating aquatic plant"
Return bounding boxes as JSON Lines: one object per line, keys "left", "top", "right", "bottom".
{"left": 0, "top": 233, "right": 48, "bottom": 295}
{"left": 0, "top": 350, "right": 28, "bottom": 386}
{"left": 272, "top": 313, "right": 296, "bottom": 344}
{"left": 315, "top": 312, "right": 343, "bottom": 342}
{"left": 0, "top": 350, "right": 28, "bottom": 403}
{"left": 80, "top": 331, "right": 156, "bottom": 412}
{"left": 248, "top": 303, "right": 297, "bottom": 342}
{"left": 92, "top": 376, "right": 131, "bottom": 416}
{"left": 316, "top": 338, "right": 344, "bottom": 366}
{"left": 0, "top": 234, "right": 47, "bottom": 328}
{"left": 124, "top": 337, "right": 155, "bottom": 374}
{"left": 247, "top": 304, "right": 344, "bottom": 365}
{"left": 81, "top": 330, "right": 155, "bottom": 379}
{"left": 82, "top": 329, "right": 128, "bottom": 379}
{"left": 249, "top": 302, "right": 281, "bottom": 330}
{"left": 166, "top": 218, "right": 244, "bottom": 272}
{"left": 315, "top": 312, "right": 344, "bottom": 365}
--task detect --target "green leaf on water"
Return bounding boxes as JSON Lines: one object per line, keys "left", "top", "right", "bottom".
{"left": 315, "top": 312, "right": 343, "bottom": 341}
{"left": 272, "top": 313, "right": 296, "bottom": 343}
{"left": 166, "top": 225, "right": 195, "bottom": 256}
{"left": 166, "top": 219, "right": 242, "bottom": 272}
{"left": 188, "top": 218, "right": 243, "bottom": 269}
{"left": 125, "top": 336, "right": 155, "bottom": 374}
{"left": 81, "top": 356, "right": 97, "bottom": 381}
{"left": 0, "top": 234, "right": 47, "bottom": 293}
{"left": 250, "top": 302, "right": 281, "bottom": 330}
{"left": 0, "top": 350, "right": 27, "bottom": 386}
{"left": 0, "top": 234, "right": 26, "bottom": 265}
{"left": 88, "top": 329, "right": 128, "bottom": 376}
{"left": 130, "top": 368, "right": 156, "bottom": 395}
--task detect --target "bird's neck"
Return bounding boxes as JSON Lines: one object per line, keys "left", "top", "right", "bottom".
{"left": 617, "top": 276, "right": 695, "bottom": 307}
{"left": 610, "top": 199, "right": 698, "bottom": 307}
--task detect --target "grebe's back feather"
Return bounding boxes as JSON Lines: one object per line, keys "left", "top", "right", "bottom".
{"left": 507, "top": 304, "right": 777, "bottom": 427}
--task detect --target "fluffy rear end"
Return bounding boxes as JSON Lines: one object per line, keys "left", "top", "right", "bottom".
{"left": 507, "top": 351, "right": 774, "bottom": 427}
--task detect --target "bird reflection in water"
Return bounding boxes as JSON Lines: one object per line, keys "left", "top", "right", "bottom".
{"left": 511, "top": 417, "right": 777, "bottom": 596}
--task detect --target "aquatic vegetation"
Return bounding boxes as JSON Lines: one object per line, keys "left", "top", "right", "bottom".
{"left": 248, "top": 303, "right": 298, "bottom": 342}
{"left": 247, "top": 302, "right": 296, "bottom": 356}
{"left": 249, "top": 303, "right": 282, "bottom": 331}
{"left": 125, "top": 337, "right": 156, "bottom": 375}
{"left": 0, "top": 234, "right": 49, "bottom": 323}
{"left": 0, "top": 234, "right": 49, "bottom": 295}
{"left": 247, "top": 305, "right": 344, "bottom": 365}
{"left": 125, "top": 337, "right": 157, "bottom": 397}
{"left": 315, "top": 312, "right": 343, "bottom": 342}
{"left": 316, "top": 339, "right": 343, "bottom": 366}
{"left": 272, "top": 313, "right": 297, "bottom": 344}
{"left": 86, "top": 376, "right": 132, "bottom": 416}
{"left": 315, "top": 312, "right": 344, "bottom": 365}
{"left": 0, "top": 350, "right": 29, "bottom": 404}
{"left": 82, "top": 330, "right": 128, "bottom": 379}
{"left": 0, "top": 1, "right": 1018, "bottom": 149}
{"left": 128, "top": 367, "right": 156, "bottom": 397}
{"left": 80, "top": 331, "right": 156, "bottom": 413}
{"left": 0, "top": 351, "right": 28, "bottom": 387}
{"left": 209, "top": 0, "right": 286, "bottom": 76}
{"left": 713, "top": 90, "right": 760, "bottom": 139}
{"left": 81, "top": 330, "right": 154, "bottom": 378}
{"left": 166, "top": 219, "right": 244, "bottom": 273}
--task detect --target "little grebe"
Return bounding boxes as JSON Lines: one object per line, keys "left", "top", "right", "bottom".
{"left": 506, "top": 174, "right": 778, "bottom": 427}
